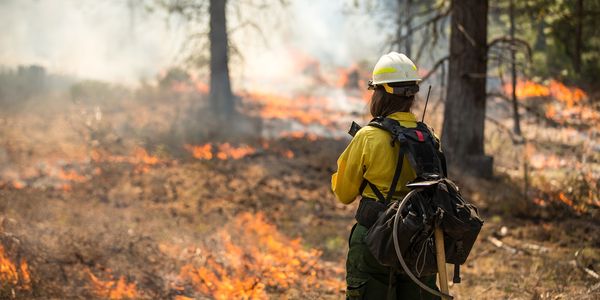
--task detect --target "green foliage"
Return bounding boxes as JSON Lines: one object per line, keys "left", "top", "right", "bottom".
{"left": 522, "top": 0, "right": 600, "bottom": 85}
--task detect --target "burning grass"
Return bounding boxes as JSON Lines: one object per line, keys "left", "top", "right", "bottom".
{"left": 185, "top": 143, "right": 257, "bottom": 161}
{"left": 0, "top": 245, "right": 31, "bottom": 297}
{"left": 505, "top": 79, "right": 587, "bottom": 105}
{"left": 490, "top": 78, "right": 600, "bottom": 216}
{"left": 175, "top": 212, "right": 344, "bottom": 299}
{"left": 0, "top": 66, "right": 597, "bottom": 299}
{"left": 87, "top": 269, "right": 139, "bottom": 300}
{"left": 503, "top": 79, "right": 599, "bottom": 128}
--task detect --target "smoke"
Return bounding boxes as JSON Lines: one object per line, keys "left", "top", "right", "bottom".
{"left": 0, "top": 0, "right": 386, "bottom": 86}
{"left": 234, "top": 0, "right": 387, "bottom": 91}
{"left": 0, "top": 0, "right": 187, "bottom": 84}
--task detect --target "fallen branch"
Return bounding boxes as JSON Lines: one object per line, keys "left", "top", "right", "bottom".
{"left": 589, "top": 281, "right": 600, "bottom": 293}
{"left": 487, "top": 236, "right": 538, "bottom": 256}
{"left": 487, "top": 236, "right": 521, "bottom": 254}
{"left": 521, "top": 243, "right": 549, "bottom": 253}
{"left": 583, "top": 267, "right": 600, "bottom": 280}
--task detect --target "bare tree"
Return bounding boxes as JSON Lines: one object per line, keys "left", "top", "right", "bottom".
{"left": 574, "top": 0, "right": 584, "bottom": 73}
{"left": 441, "top": 0, "right": 493, "bottom": 177}
{"left": 397, "top": 0, "right": 413, "bottom": 57}
{"left": 509, "top": 0, "right": 522, "bottom": 136}
{"left": 209, "top": 0, "right": 235, "bottom": 119}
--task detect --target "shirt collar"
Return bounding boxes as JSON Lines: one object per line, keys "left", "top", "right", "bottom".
{"left": 386, "top": 112, "right": 417, "bottom": 122}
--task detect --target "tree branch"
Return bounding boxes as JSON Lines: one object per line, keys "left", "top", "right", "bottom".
{"left": 486, "top": 92, "right": 559, "bottom": 127}
{"left": 393, "top": 6, "right": 451, "bottom": 45}
{"left": 421, "top": 55, "right": 449, "bottom": 82}
{"left": 487, "top": 36, "right": 533, "bottom": 59}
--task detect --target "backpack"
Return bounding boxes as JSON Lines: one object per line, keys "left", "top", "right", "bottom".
{"left": 349, "top": 117, "right": 483, "bottom": 291}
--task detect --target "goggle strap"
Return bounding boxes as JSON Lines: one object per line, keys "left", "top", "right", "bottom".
{"left": 382, "top": 83, "right": 419, "bottom": 96}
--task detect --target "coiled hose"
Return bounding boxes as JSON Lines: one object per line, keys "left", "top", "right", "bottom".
{"left": 392, "top": 188, "right": 453, "bottom": 299}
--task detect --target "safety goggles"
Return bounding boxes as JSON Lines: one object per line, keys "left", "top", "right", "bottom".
{"left": 368, "top": 80, "right": 420, "bottom": 96}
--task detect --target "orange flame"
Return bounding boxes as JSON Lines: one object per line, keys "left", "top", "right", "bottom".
{"left": 176, "top": 213, "right": 343, "bottom": 299}
{"left": 185, "top": 143, "right": 256, "bottom": 160}
{"left": 216, "top": 143, "right": 256, "bottom": 160}
{"left": 11, "top": 180, "right": 25, "bottom": 190}
{"left": 557, "top": 192, "right": 574, "bottom": 207}
{"left": 532, "top": 197, "right": 547, "bottom": 207}
{"left": 0, "top": 245, "right": 31, "bottom": 291}
{"left": 279, "top": 131, "right": 319, "bottom": 141}
{"left": 0, "top": 245, "right": 18, "bottom": 286}
{"left": 506, "top": 80, "right": 550, "bottom": 98}
{"left": 19, "top": 260, "right": 31, "bottom": 290}
{"left": 91, "top": 147, "right": 163, "bottom": 174}
{"left": 282, "top": 149, "right": 295, "bottom": 159}
{"left": 132, "top": 147, "right": 159, "bottom": 165}
{"left": 87, "top": 269, "right": 138, "bottom": 300}
{"left": 548, "top": 80, "right": 586, "bottom": 107}
{"left": 505, "top": 79, "right": 588, "bottom": 106}
{"left": 57, "top": 169, "right": 87, "bottom": 182}
{"left": 185, "top": 144, "right": 213, "bottom": 160}
{"left": 241, "top": 91, "right": 340, "bottom": 127}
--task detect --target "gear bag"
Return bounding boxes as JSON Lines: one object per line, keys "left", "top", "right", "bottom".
{"left": 349, "top": 117, "right": 483, "bottom": 283}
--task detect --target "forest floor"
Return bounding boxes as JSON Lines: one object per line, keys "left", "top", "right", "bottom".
{"left": 1, "top": 136, "right": 598, "bottom": 299}
{"left": 0, "top": 82, "right": 599, "bottom": 299}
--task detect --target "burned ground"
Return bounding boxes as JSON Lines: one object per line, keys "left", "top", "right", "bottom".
{"left": 1, "top": 137, "right": 598, "bottom": 299}
{"left": 0, "top": 74, "right": 599, "bottom": 299}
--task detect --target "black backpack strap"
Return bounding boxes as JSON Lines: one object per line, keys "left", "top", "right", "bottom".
{"left": 438, "top": 150, "right": 448, "bottom": 177}
{"left": 368, "top": 117, "right": 403, "bottom": 146}
{"left": 359, "top": 140, "right": 405, "bottom": 203}
{"left": 416, "top": 122, "right": 447, "bottom": 177}
{"left": 386, "top": 145, "right": 405, "bottom": 202}
{"left": 359, "top": 179, "right": 387, "bottom": 202}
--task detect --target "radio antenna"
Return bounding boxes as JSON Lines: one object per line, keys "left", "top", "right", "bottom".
{"left": 421, "top": 85, "right": 432, "bottom": 122}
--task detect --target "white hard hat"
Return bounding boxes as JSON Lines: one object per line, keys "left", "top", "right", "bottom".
{"left": 371, "top": 52, "right": 421, "bottom": 85}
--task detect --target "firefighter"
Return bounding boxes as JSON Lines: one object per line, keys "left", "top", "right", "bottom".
{"left": 332, "top": 52, "right": 441, "bottom": 299}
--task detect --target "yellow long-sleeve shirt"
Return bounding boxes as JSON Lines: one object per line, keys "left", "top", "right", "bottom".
{"left": 332, "top": 112, "right": 433, "bottom": 204}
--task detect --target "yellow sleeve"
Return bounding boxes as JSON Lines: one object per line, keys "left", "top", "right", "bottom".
{"left": 331, "top": 129, "right": 371, "bottom": 204}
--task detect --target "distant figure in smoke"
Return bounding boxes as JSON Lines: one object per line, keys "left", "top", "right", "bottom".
{"left": 331, "top": 52, "right": 441, "bottom": 299}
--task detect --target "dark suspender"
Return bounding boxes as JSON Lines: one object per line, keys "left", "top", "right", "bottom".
{"left": 359, "top": 143, "right": 405, "bottom": 203}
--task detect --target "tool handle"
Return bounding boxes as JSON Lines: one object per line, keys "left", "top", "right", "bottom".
{"left": 434, "top": 225, "right": 451, "bottom": 299}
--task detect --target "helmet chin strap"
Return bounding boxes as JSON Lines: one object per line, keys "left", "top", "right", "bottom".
{"left": 382, "top": 83, "right": 419, "bottom": 96}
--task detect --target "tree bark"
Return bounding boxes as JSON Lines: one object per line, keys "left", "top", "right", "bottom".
{"left": 441, "top": 0, "right": 492, "bottom": 177}
{"left": 209, "top": 0, "right": 235, "bottom": 118}
{"left": 510, "top": 0, "right": 522, "bottom": 136}
{"left": 397, "top": 0, "right": 412, "bottom": 57}
{"left": 574, "top": 0, "right": 583, "bottom": 73}
{"left": 405, "top": 0, "right": 412, "bottom": 57}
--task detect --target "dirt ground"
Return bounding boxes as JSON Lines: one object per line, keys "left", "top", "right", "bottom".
{"left": 0, "top": 134, "right": 598, "bottom": 299}
{"left": 0, "top": 79, "right": 598, "bottom": 299}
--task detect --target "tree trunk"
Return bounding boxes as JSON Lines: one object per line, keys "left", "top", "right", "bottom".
{"left": 510, "top": 0, "right": 521, "bottom": 136}
{"left": 441, "top": 0, "right": 493, "bottom": 177}
{"left": 574, "top": 0, "right": 583, "bottom": 73}
{"left": 396, "top": 0, "right": 412, "bottom": 57}
{"left": 405, "top": 0, "right": 412, "bottom": 57}
{"left": 209, "top": 0, "right": 235, "bottom": 118}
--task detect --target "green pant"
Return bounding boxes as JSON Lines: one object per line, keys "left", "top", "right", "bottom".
{"left": 346, "top": 224, "right": 441, "bottom": 300}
